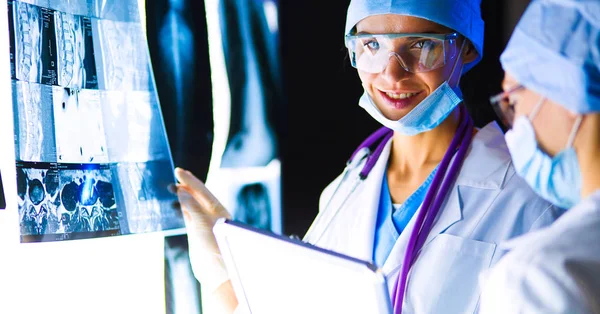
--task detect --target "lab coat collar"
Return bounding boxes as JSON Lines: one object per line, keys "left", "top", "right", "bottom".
{"left": 499, "top": 189, "right": 600, "bottom": 251}
{"left": 304, "top": 135, "right": 395, "bottom": 262}
{"left": 454, "top": 121, "right": 512, "bottom": 190}
{"left": 380, "top": 121, "right": 511, "bottom": 275}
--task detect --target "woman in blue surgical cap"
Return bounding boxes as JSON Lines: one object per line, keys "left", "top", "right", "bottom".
{"left": 175, "top": 0, "right": 562, "bottom": 313}
{"left": 479, "top": 0, "right": 600, "bottom": 313}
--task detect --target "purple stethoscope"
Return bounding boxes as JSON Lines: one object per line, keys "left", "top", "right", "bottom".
{"left": 341, "top": 104, "right": 475, "bottom": 313}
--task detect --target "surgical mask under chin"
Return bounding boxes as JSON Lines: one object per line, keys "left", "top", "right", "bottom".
{"left": 358, "top": 39, "right": 466, "bottom": 136}
{"left": 505, "top": 111, "right": 583, "bottom": 209}
{"left": 358, "top": 82, "right": 462, "bottom": 136}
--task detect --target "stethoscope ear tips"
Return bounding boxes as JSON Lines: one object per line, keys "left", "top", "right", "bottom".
{"left": 347, "top": 147, "right": 371, "bottom": 169}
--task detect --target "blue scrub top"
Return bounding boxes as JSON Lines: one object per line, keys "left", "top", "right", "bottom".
{"left": 373, "top": 167, "right": 438, "bottom": 267}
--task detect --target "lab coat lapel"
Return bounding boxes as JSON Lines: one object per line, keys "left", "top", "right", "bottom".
{"left": 380, "top": 183, "right": 463, "bottom": 276}
{"left": 380, "top": 123, "right": 511, "bottom": 280}
{"left": 346, "top": 140, "right": 393, "bottom": 262}
{"left": 309, "top": 138, "right": 393, "bottom": 263}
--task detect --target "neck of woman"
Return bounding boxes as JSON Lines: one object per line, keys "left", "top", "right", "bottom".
{"left": 387, "top": 106, "right": 462, "bottom": 176}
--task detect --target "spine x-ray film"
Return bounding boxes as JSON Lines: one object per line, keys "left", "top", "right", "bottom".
{"left": 7, "top": 0, "right": 184, "bottom": 242}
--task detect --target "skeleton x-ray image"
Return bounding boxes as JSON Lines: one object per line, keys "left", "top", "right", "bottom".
{"left": 144, "top": 0, "right": 283, "bottom": 308}
{"left": 146, "top": 0, "right": 214, "bottom": 183}
{"left": 88, "top": 0, "right": 141, "bottom": 22}
{"left": 12, "top": 81, "right": 57, "bottom": 163}
{"left": 8, "top": 0, "right": 185, "bottom": 242}
{"left": 101, "top": 91, "right": 171, "bottom": 162}
{"left": 112, "top": 161, "right": 181, "bottom": 235}
{"left": 92, "top": 18, "right": 152, "bottom": 91}
{"left": 53, "top": 87, "right": 108, "bottom": 163}
{"left": 208, "top": 162, "right": 281, "bottom": 233}
{"left": 11, "top": 0, "right": 49, "bottom": 84}
{"left": 164, "top": 235, "right": 203, "bottom": 314}
{"left": 219, "top": 0, "right": 281, "bottom": 168}
{"left": 234, "top": 183, "right": 271, "bottom": 230}
{"left": 16, "top": 162, "right": 120, "bottom": 242}
{"left": 54, "top": 11, "right": 98, "bottom": 89}
{"left": 8, "top": 0, "right": 17, "bottom": 78}
{"left": 10, "top": 0, "right": 97, "bottom": 89}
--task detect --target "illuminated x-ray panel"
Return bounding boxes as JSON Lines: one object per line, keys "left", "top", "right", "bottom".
{"left": 7, "top": 0, "right": 183, "bottom": 242}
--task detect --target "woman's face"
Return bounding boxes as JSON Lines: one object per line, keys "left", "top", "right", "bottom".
{"left": 354, "top": 15, "right": 476, "bottom": 121}
{"left": 503, "top": 73, "right": 579, "bottom": 156}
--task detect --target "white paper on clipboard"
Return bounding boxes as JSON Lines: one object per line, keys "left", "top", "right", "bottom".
{"left": 213, "top": 218, "right": 393, "bottom": 314}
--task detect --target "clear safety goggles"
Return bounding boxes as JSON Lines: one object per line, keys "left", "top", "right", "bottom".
{"left": 345, "top": 32, "right": 459, "bottom": 74}
{"left": 489, "top": 84, "right": 525, "bottom": 129}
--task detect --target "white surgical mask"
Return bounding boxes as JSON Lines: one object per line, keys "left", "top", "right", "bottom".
{"left": 505, "top": 97, "right": 583, "bottom": 209}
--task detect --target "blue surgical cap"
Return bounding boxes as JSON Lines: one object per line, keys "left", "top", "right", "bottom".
{"left": 345, "top": 0, "right": 484, "bottom": 73}
{"left": 501, "top": 0, "right": 600, "bottom": 114}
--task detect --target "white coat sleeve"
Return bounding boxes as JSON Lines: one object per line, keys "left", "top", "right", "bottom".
{"left": 479, "top": 251, "right": 595, "bottom": 314}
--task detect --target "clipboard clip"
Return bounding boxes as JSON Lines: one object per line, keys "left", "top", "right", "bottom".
{"left": 288, "top": 234, "right": 302, "bottom": 241}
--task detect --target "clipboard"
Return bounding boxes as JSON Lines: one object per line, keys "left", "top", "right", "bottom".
{"left": 213, "top": 218, "right": 393, "bottom": 314}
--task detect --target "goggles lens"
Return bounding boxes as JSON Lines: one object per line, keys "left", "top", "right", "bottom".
{"left": 489, "top": 85, "right": 525, "bottom": 129}
{"left": 345, "top": 33, "right": 458, "bottom": 74}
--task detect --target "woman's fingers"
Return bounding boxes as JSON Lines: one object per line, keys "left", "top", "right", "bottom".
{"left": 176, "top": 188, "right": 200, "bottom": 218}
{"left": 175, "top": 168, "right": 219, "bottom": 209}
{"left": 175, "top": 167, "right": 231, "bottom": 218}
{"left": 175, "top": 167, "right": 200, "bottom": 187}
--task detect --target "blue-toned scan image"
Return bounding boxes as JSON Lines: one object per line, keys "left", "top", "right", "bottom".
{"left": 16, "top": 162, "right": 120, "bottom": 242}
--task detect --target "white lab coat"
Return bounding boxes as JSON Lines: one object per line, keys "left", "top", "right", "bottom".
{"left": 479, "top": 190, "right": 600, "bottom": 314}
{"left": 302, "top": 122, "right": 563, "bottom": 314}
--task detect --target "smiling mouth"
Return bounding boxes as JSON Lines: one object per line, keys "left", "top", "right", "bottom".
{"left": 384, "top": 91, "right": 420, "bottom": 100}
{"left": 380, "top": 90, "right": 423, "bottom": 109}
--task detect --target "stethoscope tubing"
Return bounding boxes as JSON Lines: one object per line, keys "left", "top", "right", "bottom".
{"left": 391, "top": 105, "right": 474, "bottom": 313}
